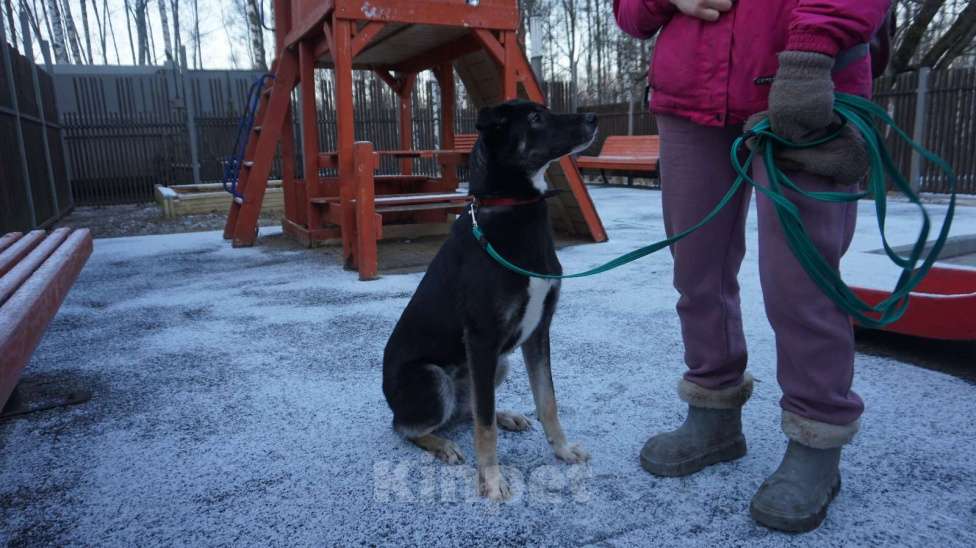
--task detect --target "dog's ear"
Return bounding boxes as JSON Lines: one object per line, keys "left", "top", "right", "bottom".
{"left": 476, "top": 106, "right": 506, "bottom": 133}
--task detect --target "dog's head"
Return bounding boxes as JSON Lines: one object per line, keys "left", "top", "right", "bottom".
{"left": 469, "top": 100, "right": 597, "bottom": 197}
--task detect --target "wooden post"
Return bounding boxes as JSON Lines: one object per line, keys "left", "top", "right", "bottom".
{"left": 354, "top": 142, "right": 379, "bottom": 281}
{"left": 502, "top": 31, "right": 518, "bottom": 100}
{"left": 299, "top": 41, "right": 320, "bottom": 229}
{"left": 435, "top": 63, "right": 457, "bottom": 188}
{"left": 333, "top": 17, "right": 358, "bottom": 268}
{"left": 910, "top": 67, "right": 930, "bottom": 194}
{"left": 397, "top": 72, "right": 417, "bottom": 175}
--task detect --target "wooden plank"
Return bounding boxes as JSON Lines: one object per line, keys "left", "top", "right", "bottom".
{"left": 354, "top": 142, "right": 379, "bottom": 280}
{"left": 0, "top": 228, "right": 71, "bottom": 306}
{"left": 0, "top": 229, "right": 92, "bottom": 409}
{"left": 0, "top": 230, "right": 46, "bottom": 277}
{"left": 0, "top": 233, "right": 22, "bottom": 254}
{"left": 333, "top": 0, "right": 518, "bottom": 31}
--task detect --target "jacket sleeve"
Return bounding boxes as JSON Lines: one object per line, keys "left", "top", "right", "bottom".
{"left": 786, "top": 1, "right": 892, "bottom": 56}
{"left": 613, "top": 0, "right": 677, "bottom": 40}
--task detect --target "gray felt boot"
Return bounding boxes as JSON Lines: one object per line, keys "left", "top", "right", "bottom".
{"left": 750, "top": 411, "right": 860, "bottom": 533}
{"left": 640, "top": 374, "right": 753, "bottom": 477}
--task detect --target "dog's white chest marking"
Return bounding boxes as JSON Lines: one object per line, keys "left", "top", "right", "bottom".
{"left": 514, "top": 278, "right": 555, "bottom": 347}
{"left": 531, "top": 162, "right": 551, "bottom": 193}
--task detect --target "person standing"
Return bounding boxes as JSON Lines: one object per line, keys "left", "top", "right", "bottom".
{"left": 613, "top": 0, "right": 890, "bottom": 532}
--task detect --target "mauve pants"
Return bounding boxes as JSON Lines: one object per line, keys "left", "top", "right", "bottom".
{"left": 657, "top": 114, "right": 863, "bottom": 426}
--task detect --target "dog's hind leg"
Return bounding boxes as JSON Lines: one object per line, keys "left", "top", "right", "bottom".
{"left": 494, "top": 357, "right": 532, "bottom": 432}
{"left": 391, "top": 364, "right": 465, "bottom": 464}
{"left": 522, "top": 326, "right": 590, "bottom": 464}
{"left": 410, "top": 433, "right": 465, "bottom": 464}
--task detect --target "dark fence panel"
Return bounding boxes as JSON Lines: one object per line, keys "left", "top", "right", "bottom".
{"left": 0, "top": 39, "right": 71, "bottom": 233}
{"left": 874, "top": 68, "right": 976, "bottom": 194}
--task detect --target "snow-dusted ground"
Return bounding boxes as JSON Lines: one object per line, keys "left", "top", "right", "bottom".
{"left": 2, "top": 186, "right": 975, "bottom": 546}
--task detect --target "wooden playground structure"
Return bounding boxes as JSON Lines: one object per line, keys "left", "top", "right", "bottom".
{"left": 222, "top": 0, "right": 607, "bottom": 280}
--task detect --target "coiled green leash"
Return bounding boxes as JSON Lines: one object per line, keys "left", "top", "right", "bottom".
{"left": 470, "top": 93, "right": 956, "bottom": 328}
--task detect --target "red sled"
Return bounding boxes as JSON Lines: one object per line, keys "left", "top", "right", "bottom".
{"left": 852, "top": 265, "right": 976, "bottom": 341}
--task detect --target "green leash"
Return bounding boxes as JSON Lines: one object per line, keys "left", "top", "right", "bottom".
{"left": 470, "top": 93, "right": 957, "bottom": 328}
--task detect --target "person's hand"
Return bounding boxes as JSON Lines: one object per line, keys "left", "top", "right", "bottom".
{"left": 669, "top": 0, "right": 733, "bottom": 22}
{"left": 768, "top": 51, "right": 835, "bottom": 142}
{"left": 744, "top": 111, "right": 870, "bottom": 186}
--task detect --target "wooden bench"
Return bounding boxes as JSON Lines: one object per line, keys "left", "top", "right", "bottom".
{"left": 0, "top": 228, "right": 93, "bottom": 416}
{"left": 576, "top": 135, "right": 661, "bottom": 186}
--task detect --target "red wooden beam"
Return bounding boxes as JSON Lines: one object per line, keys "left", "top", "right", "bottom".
{"left": 472, "top": 29, "right": 505, "bottom": 67}
{"left": 299, "top": 41, "right": 321, "bottom": 232}
{"left": 284, "top": 0, "right": 335, "bottom": 48}
{"left": 333, "top": 17, "right": 358, "bottom": 268}
{"left": 231, "top": 51, "right": 300, "bottom": 247}
{"left": 397, "top": 72, "right": 417, "bottom": 175}
{"left": 333, "top": 0, "right": 518, "bottom": 31}
{"left": 351, "top": 21, "right": 386, "bottom": 58}
{"left": 354, "top": 142, "right": 379, "bottom": 281}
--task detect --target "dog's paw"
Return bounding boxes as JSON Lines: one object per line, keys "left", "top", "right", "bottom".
{"left": 433, "top": 440, "right": 465, "bottom": 465}
{"left": 554, "top": 443, "right": 590, "bottom": 464}
{"left": 479, "top": 466, "right": 512, "bottom": 501}
{"left": 497, "top": 411, "right": 532, "bottom": 432}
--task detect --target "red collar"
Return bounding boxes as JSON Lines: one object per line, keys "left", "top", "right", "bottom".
{"left": 474, "top": 190, "right": 560, "bottom": 207}
{"left": 475, "top": 195, "right": 543, "bottom": 207}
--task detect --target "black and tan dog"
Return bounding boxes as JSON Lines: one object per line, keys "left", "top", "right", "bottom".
{"left": 383, "top": 100, "right": 597, "bottom": 500}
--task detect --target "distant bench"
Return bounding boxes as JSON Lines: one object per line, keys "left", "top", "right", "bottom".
{"left": 0, "top": 228, "right": 92, "bottom": 415}
{"left": 576, "top": 135, "right": 660, "bottom": 186}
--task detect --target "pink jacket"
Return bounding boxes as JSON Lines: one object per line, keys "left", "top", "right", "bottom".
{"left": 613, "top": 0, "right": 891, "bottom": 127}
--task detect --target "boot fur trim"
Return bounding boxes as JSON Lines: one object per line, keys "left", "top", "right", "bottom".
{"left": 782, "top": 410, "right": 859, "bottom": 449}
{"left": 678, "top": 373, "right": 753, "bottom": 410}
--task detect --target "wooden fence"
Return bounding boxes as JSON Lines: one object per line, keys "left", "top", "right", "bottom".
{"left": 0, "top": 36, "right": 71, "bottom": 233}
{"left": 873, "top": 68, "right": 976, "bottom": 194}
{"left": 40, "top": 64, "right": 976, "bottom": 206}
{"left": 52, "top": 64, "right": 573, "bottom": 205}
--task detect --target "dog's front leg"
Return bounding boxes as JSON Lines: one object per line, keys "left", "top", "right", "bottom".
{"left": 522, "top": 326, "right": 590, "bottom": 463}
{"left": 465, "top": 330, "right": 510, "bottom": 501}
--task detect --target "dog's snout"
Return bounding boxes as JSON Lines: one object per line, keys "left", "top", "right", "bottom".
{"left": 583, "top": 113, "right": 597, "bottom": 125}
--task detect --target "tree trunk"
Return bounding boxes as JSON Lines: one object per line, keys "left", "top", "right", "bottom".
{"left": 46, "top": 0, "right": 69, "bottom": 63}
{"left": 79, "top": 0, "right": 94, "bottom": 63}
{"left": 920, "top": 2, "right": 976, "bottom": 68}
{"left": 133, "top": 0, "right": 149, "bottom": 65}
{"left": 4, "top": 0, "right": 16, "bottom": 46}
{"left": 60, "top": 0, "right": 85, "bottom": 63}
{"left": 192, "top": 0, "right": 200, "bottom": 68}
{"left": 245, "top": 0, "right": 266, "bottom": 70}
{"left": 890, "top": 0, "right": 944, "bottom": 74}
{"left": 157, "top": 0, "right": 172, "bottom": 62}
{"left": 123, "top": 0, "right": 136, "bottom": 63}
{"left": 171, "top": 0, "right": 181, "bottom": 66}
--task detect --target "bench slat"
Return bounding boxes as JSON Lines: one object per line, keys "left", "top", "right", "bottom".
{"left": 577, "top": 135, "right": 660, "bottom": 178}
{"left": 0, "top": 232, "right": 22, "bottom": 254}
{"left": 0, "top": 229, "right": 93, "bottom": 409}
{"left": 0, "top": 228, "right": 72, "bottom": 307}
{"left": 0, "top": 230, "right": 46, "bottom": 277}
{"left": 312, "top": 192, "right": 470, "bottom": 207}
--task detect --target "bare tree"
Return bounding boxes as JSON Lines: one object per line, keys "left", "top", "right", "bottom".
{"left": 79, "top": 0, "right": 93, "bottom": 62}
{"left": 46, "top": 0, "right": 68, "bottom": 62}
{"left": 4, "top": 0, "right": 17, "bottom": 45}
{"left": 919, "top": 1, "right": 976, "bottom": 68}
{"left": 244, "top": 0, "right": 266, "bottom": 70}
{"left": 171, "top": 0, "right": 182, "bottom": 66}
{"left": 157, "top": 0, "right": 172, "bottom": 62}
{"left": 131, "top": 0, "right": 149, "bottom": 64}
{"left": 60, "top": 0, "right": 85, "bottom": 63}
